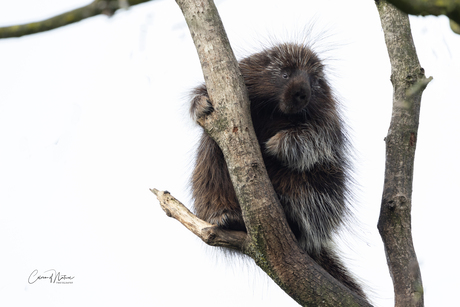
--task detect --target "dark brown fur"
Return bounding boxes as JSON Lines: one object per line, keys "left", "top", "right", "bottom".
{"left": 190, "top": 43, "right": 365, "bottom": 299}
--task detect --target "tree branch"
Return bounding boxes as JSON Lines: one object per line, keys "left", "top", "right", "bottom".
{"left": 375, "top": 1, "right": 430, "bottom": 307}
{"left": 385, "top": 0, "right": 460, "bottom": 28}
{"left": 0, "top": 0, "right": 153, "bottom": 39}
{"left": 152, "top": 188, "right": 370, "bottom": 306}
{"left": 151, "top": 189, "right": 247, "bottom": 250}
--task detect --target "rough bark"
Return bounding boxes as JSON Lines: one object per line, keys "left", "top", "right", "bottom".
{"left": 385, "top": 0, "right": 460, "bottom": 29}
{"left": 375, "top": 2, "right": 431, "bottom": 307}
{"left": 0, "top": 0, "right": 153, "bottom": 39}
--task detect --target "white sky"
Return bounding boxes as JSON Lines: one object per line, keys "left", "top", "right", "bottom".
{"left": 0, "top": 0, "right": 459, "bottom": 306}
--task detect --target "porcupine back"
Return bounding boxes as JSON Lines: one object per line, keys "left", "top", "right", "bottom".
{"left": 189, "top": 42, "right": 364, "bottom": 299}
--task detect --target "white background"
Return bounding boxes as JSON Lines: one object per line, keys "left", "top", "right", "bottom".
{"left": 0, "top": 0, "right": 459, "bottom": 306}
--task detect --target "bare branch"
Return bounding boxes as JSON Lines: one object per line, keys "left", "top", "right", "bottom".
{"left": 375, "top": 1, "right": 430, "bottom": 306}
{"left": 0, "top": 0, "right": 153, "bottom": 39}
{"left": 151, "top": 189, "right": 247, "bottom": 250}
{"left": 384, "top": 0, "right": 460, "bottom": 27}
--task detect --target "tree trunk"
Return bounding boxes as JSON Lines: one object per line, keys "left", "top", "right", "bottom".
{"left": 375, "top": 1, "right": 431, "bottom": 306}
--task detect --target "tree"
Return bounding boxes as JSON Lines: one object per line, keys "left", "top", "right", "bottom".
{"left": 154, "top": 1, "right": 429, "bottom": 306}
{"left": 0, "top": 0, "right": 436, "bottom": 307}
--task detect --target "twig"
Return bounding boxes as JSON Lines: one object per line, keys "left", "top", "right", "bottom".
{"left": 0, "top": 0, "right": 153, "bottom": 39}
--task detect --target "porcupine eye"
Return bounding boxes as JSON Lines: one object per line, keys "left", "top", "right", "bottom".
{"left": 282, "top": 72, "right": 289, "bottom": 79}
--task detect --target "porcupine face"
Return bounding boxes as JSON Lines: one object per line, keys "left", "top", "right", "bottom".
{"left": 239, "top": 43, "right": 328, "bottom": 118}
{"left": 276, "top": 69, "right": 312, "bottom": 114}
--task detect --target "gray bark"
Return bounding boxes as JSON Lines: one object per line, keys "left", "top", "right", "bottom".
{"left": 375, "top": 1, "right": 431, "bottom": 307}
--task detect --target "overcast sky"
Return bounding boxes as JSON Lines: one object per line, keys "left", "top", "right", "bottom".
{"left": 0, "top": 0, "right": 459, "bottom": 306}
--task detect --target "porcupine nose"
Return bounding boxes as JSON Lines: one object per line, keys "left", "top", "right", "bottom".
{"left": 282, "top": 76, "right": 311, "bottom": 114}
{"left": 293, "top": 82, "right": 311, "bottom": 107}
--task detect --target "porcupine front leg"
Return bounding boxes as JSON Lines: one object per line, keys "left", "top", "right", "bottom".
{"left": 265, "top": 126, "right": 338, "bottom": 172}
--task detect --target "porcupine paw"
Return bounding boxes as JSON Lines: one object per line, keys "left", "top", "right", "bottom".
{"left": 265, "top": 130, "right": 288, "bottom": 158}
{"left": 265, "top": 130, "right": 301, "bottom": 162}
{"left": 190, "top": 94, "right": 214, "bottom": 122}
{"left": 208, "top": 209, "right": 246, "bottom": 232}
{"left": 265, "top": 129, "right": 312, "bottom": 171}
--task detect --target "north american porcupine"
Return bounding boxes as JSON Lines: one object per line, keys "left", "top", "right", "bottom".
{"left": 189, "top": 42, "right": 365, "bottom": 299}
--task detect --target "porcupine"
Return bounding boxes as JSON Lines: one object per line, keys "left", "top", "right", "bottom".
{"left": 189, "top": 42, "right": 365, "bottom": 299}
